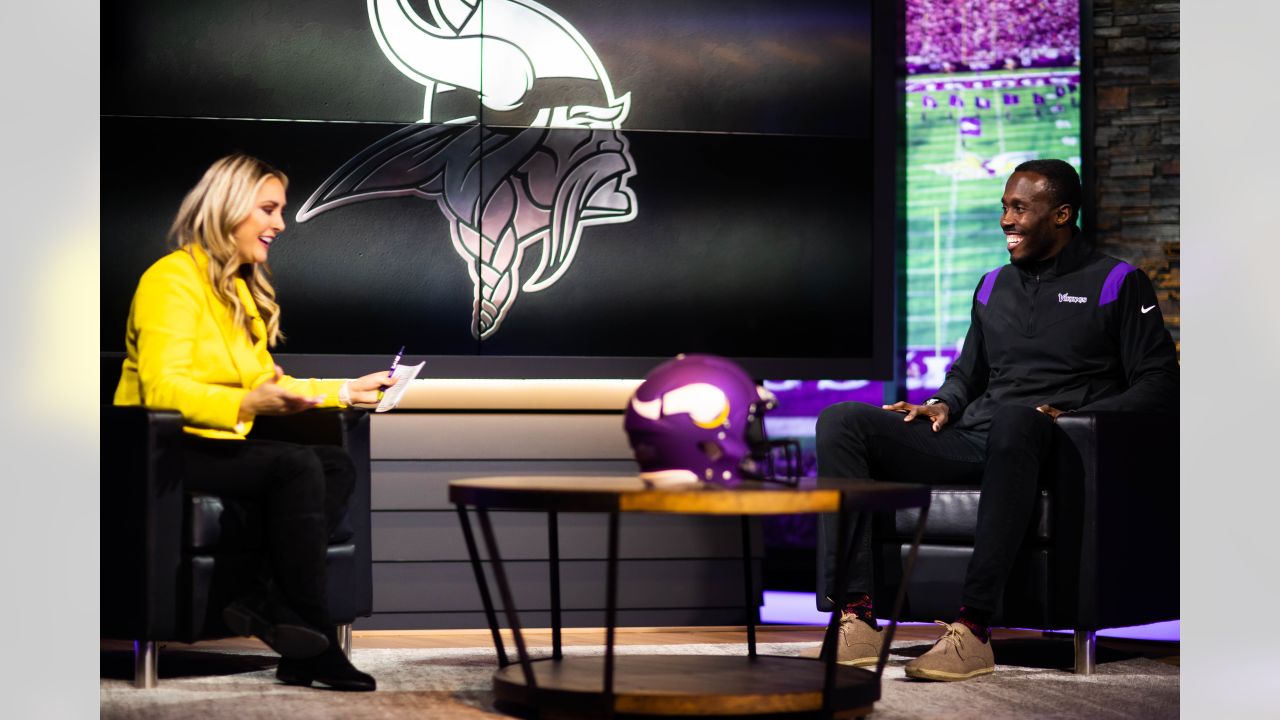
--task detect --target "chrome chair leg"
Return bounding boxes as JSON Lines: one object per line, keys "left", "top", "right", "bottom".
{"left": 336, "top": 623, "right": 353, "bottom": 658}
{"left": 134, "top": 640, "right": 158, "bottom": 689}
{"left": 1073, "top": 629, "right": 1096, "bottom": 675}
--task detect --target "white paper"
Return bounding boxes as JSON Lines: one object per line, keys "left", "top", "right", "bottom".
{"left": 375, "top": 361, "right": 425, "bottom": 413}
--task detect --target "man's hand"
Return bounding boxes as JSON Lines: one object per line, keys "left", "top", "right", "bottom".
{"left": 239, "top": 365, "right": 321, "bottom": 421}
{"left": 882, "top": 400, "right": 950, "bottom": 432}
{"left": 1036, "top": 404, "right": 1064, "bottom": 420}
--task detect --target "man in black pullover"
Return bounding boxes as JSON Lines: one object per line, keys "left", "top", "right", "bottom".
{"left": 812, "top": 159, "right": 1178, "bottom": 680}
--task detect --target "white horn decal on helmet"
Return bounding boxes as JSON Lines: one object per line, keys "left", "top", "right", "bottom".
{"left": 630, "top": 396, "right": 662, "bottom": 421}
{"left": 662, "top": 384, "right": 732, "bottom": 430}
{"left": 369, "top": 0, "right": 630, "bottom": 127}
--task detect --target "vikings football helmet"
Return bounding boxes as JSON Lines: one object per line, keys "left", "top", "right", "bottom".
{"left": 624, "top": 354, "right": 792, "bottom": 488}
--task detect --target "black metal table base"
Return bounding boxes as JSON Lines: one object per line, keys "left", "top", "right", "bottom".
{"left": 452, "top": 480, "right": 929, "bottom": 720}
{"left": 492, "top": 655, "right": 878, "bottom": 718}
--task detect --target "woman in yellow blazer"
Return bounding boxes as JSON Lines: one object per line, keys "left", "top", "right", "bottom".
{"left": 114, "top": 154, "right": 388, "bottom": 691}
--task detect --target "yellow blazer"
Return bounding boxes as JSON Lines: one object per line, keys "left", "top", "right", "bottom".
{"left": 113, "top": 245, "right": 345, "bottom": 440}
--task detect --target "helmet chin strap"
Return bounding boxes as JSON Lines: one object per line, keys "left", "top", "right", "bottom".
{"left": 739, "top": 456, "right": 765, "bottom": 481}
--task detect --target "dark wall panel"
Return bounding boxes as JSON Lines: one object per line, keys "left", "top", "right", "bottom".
{"left": 474, "top": 131, "right": 875, "bottom": 360}
{"left": 372, "top": 510, "right": 760, "bottom": 562}
{"left": 373, "top": 459, "right": 640, "bottom": 510}
{"left": 100, "top": 116, "right": 479, "bottom": 356}
{"left": 372, "top": 559, "right": 761, "bottom": 613}
{"left": 102, "top": 117, "right": 874, "bottom": 364}
{"left": 357, "top": 608, "right": 750, "bottom": 631}
{"left": 102, "top": 0, "right": 893, "bottom": 379}
{"left": 103, "top": 0, "right": 439, "bottom": 123}
{"left": 104, "top": 0, "right": 870, "bottom": 136}
{"left": 364, "top": 432, "right": 763, "bottom": 630}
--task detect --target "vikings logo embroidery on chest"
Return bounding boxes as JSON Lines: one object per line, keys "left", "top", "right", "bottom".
{"left": 297, "top": 0, "right": 638, "bottom": 339}
{"left": 1057, "top": 292, "right": 1087, "bottom": 304}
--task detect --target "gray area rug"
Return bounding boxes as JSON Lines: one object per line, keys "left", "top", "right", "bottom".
{"left": 101, "top": 640, "right": 1178, "bottom": 719}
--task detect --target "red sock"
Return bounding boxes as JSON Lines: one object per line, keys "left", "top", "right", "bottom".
{"left": 841, "top": 593, "right": 878, "bottom": 628}
{"left": 956, "top": 606, "right": 991, "bottom": 643}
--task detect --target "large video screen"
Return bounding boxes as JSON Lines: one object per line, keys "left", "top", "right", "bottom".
{"left": 101, "top": 0, "right": 894, "bottom": 379}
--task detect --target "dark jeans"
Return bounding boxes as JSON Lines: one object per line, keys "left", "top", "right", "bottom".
{"left": 182, "top": 436, "right": 357, "bottom": 627}
{"left": 815, "top": 402, "right": 1056, "bottom": 615}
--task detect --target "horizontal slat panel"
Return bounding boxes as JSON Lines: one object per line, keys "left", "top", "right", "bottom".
{"left": 354, "top": 608, "right": 753, "bottom": 631}
{"left": 372, "top": 511, "right": 762, "bottom": 562}
{"left": 373, "top": 460, "right": 639, "bottom": 510}
{"left": 372, "top": 560, "right": 761, "bottom": 613}
{"left": 372, "top": 414, "right": 632, "bottom": 460}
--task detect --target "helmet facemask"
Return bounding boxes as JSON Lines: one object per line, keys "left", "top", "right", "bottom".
{"left": 741, "top": 387, "right": 801, "bottom": 486}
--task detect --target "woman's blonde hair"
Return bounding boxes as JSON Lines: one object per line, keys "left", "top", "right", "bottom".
{"left": 168, "top": 153, "right": 288, "bottom": 346}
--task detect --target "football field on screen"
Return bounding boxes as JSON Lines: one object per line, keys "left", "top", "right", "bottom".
{"left": 904, "top": 72, "right": 1082, "bottom": 351}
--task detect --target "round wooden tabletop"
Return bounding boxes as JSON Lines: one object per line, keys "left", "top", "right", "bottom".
{"left": 448, "top": 475, "right": 930, "bottom": 516}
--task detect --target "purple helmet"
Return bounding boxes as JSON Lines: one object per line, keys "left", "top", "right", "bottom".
{"left": 624, "top": 354, "right": 776, "bottom": 487}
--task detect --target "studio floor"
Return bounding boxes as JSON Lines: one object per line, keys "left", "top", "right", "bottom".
{"left": 101, "top": 625, "right": 1179, "bottom": 719}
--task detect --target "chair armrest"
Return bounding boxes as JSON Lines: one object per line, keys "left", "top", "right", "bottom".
{"left": 248, "top": 408, "right": 367, "bottom": 449}
{"left": 100, "top": 405, "right": 187, "bottom": 640}
{"left": 1053, "top": 411, "right": 1179, "bottom": 628}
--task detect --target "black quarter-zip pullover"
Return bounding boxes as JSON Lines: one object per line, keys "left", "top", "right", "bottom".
{"left": 933, "top": 232, "right": 1179, "bottom": 432}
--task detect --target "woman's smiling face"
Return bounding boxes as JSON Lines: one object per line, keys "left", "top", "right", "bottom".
{"left": 233, "top": 176, "right": 287, "bottom": 265}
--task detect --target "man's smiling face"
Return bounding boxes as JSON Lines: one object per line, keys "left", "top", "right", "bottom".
{"left": 1000, "top": 171, "right": 1071, "bottom": 266}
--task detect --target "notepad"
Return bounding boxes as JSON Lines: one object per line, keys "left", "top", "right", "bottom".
{"left": 375, "top": 361, "right": 424, "bottom": 413}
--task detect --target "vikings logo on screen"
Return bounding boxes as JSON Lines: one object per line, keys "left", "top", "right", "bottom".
{"left": 298, "top": 0, "right": 638, "bottom": 340}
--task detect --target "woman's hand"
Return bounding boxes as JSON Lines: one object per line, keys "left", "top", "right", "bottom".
{"left": 238, "top": 365, "right": 321, "bottom": 421}
{"left": 344, "top": 370, "right": 395, "bottom": 405}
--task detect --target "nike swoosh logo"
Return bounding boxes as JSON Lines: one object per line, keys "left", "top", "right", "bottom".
{"left": 1141, "top": 305, "right": 1156, "bottom": 314}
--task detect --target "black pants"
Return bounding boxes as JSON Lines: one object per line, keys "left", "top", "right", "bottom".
{"left": 815, "top": 402, "right": 1056, "bottom": 615}
{"left": 182, "top": 436, "right": 357, "bottom": 628}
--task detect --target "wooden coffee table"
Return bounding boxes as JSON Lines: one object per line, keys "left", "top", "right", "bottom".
{"left": 449, "top": 476, "right": 931, "bottom": 719}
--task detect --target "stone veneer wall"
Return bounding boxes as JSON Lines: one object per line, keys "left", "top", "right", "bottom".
{"left": 1091, "top": 0, "right": 1180, "bottom": 347}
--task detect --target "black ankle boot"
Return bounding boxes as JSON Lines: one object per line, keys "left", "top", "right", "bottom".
{"left": 222, "top": 587, "right": 329, "bottom": 659}
{"left": 276, "top": 629, "right": 376, "bottom": 692}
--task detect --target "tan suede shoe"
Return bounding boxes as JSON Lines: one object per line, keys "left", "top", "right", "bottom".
{"left": 800, "top": 613, "right": 885, "bottom": 667}
{"left": 903, "top": 621, "right": 995, "bottom": 681}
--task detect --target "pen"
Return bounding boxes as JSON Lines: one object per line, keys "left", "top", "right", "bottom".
{"left": 388, "top": 346, "right": 404, "bottom": 375}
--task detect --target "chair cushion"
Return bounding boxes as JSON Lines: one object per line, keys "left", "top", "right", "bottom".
{"left": 187, "top": 494, "right": 354, "bottom": 551}
{"left": 875, "top": 543, "right": 1054, "bottom": 628}
{"left": 884, "top": 487, "right": 1052, "bottom": 542}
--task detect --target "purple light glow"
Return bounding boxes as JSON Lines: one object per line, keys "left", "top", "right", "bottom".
{"left": 759, "top": 590, "right": 842, "bottom": 625}
{"left": 1088, "top": 620, "right": 1181, "bottom": 642}
{"left": 759, "top": 591, "right": 1180, "bottom": 642}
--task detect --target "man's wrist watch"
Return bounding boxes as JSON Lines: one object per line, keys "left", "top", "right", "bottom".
{"left": 924, "top": 398, "right": 945, "bottom": 407}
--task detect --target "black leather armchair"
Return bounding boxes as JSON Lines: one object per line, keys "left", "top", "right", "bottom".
{"left": 872, "top": 411, "right": 1178, "bottom": 674}
{"left": 100, "top": 358, "right": 373, "bottom": 688}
